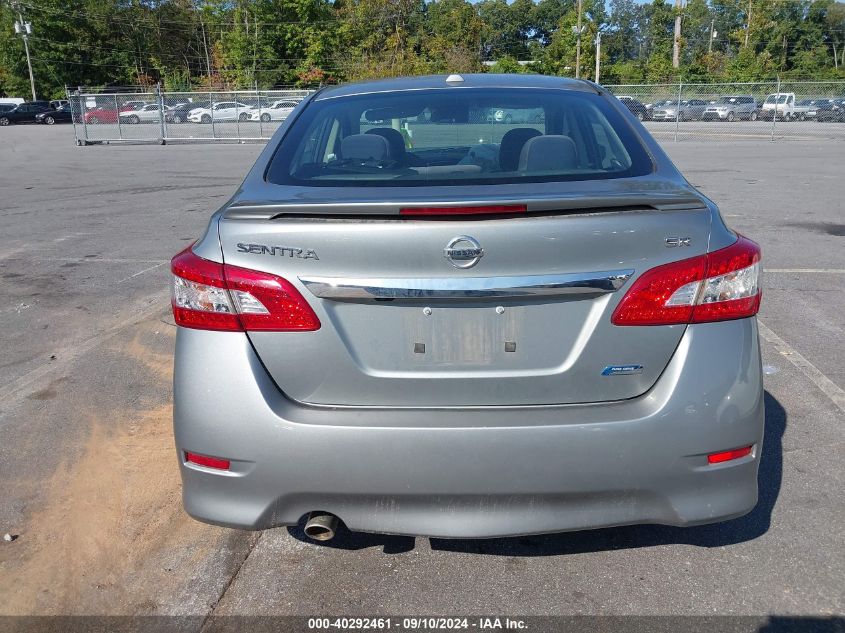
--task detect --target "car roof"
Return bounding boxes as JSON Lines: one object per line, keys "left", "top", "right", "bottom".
{"left": 314, "top": 74, "right": 598, "bottom": 101}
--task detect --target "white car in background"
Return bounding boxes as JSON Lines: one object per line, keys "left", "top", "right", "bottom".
{"left": 249, "top": 99, "right": 298, "bottom": 122}
{"left": 760, "top": 93, "right": 796, "bottom": 120}
{"left": 187, "top": 101, "right": 251, "bottom": 123}
{"left": 118, "top": 103, "right": 163, "bottom": 124}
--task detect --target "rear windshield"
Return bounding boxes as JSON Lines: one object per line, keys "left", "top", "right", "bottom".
{"left": 266, "top": 88, "right": 652, "bottom": 187}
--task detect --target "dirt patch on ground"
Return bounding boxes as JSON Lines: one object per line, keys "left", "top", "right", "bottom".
{"left": 0, "top": 321, "right": 249, "bottom": 615}
{"left": 123, "top": 326, "right": 174, "bottom": 381}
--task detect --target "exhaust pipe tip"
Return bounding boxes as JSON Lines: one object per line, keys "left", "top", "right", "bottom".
{"left": 304, "top": 511, "right": 339, "bottom": 542}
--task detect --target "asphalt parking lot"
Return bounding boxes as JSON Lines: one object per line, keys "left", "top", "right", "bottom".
{"left": 0, "top": 125, "right": 843, "bottom": 622}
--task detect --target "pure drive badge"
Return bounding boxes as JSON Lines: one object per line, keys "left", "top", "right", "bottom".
{"left": 237, "top": 243, "right": 319, "bottom": 260}
{"left": 601, "top": 365, "right": 644, "bottom": 376}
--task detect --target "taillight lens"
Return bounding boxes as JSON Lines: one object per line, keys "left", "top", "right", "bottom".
{"left": 612, "top": 236, "right": 761, "bottom": 326}
{"left": 171, "top": 246, "right": 320, "bottom": 332}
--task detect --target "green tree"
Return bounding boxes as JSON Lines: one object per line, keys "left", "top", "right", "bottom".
{"left": 424, "top": 0, "right": 484, "bottom": 73}
{"left": 539, "top": 0, "right": 605, "bottom": 79}
{"left": 476, "top": 0, "right": 529, "bottom": 60}
{"left": 336, "top": 0, "right": 428, "bottom": 80}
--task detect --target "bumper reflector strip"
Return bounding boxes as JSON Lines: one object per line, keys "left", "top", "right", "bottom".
{"left": 185, "top": 452, "right": 231, "bottom": 470}
{"left": 707, "top": 446, "right": 753, "bottom": 464}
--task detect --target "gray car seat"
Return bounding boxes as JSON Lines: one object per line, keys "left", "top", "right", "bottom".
{"left": 341, "top": 134, "right": 391, "bottom": 163}
{"left": 498, "top": 128, "right": 541, "bottom": 171}
{"left": 518, "top": 135, "right": 579, "bottom": 172}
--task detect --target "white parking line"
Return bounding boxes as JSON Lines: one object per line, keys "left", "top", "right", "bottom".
{"left": 758, "top": 319, "right": 845, "bottom": 414}
{"left": 116, "top": 261, "right": 167, "bottom": 284}
{"left": 0, "top": 291, "right": 170, "bottom": 408}
{"left": 44, "top": 257, "right": 168, "bottom": 264}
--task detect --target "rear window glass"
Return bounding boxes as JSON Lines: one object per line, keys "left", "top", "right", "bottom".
{"left": 266, "top": 88, "right": 652, "bottom": 187}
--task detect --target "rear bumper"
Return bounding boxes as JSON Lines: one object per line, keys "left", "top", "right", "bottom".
{"left": 174, "top": 319, "right": 765, "bottom": 538}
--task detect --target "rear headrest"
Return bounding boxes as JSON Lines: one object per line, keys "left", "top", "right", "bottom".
{"left": 499, "top": 128, "right": 541, "bottom": 171}
{"left": 518, "top": 135, "right": 579, "bottom": 172}
{"left": 366, "top": 128, "right": 406, "bottom": 159}
{"left": 341, "top": 134, "right": 390, "bottom": 162}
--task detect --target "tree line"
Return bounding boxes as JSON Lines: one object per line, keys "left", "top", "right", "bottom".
{"left": 1, "top": 0, "right": 844, "bottom": 99}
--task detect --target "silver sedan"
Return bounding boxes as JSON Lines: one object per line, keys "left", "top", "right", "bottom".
{"left": 171, "top": 74, "right": 764, "bottom": 542}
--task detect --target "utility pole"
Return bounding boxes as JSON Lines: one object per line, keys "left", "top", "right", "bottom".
{"left": 575, "top": 0, "right": 583, "bottom": 79}
{"left": 708, "top": 19, "right": 715, "bottom": 54}
{"left": 594, "top": 31, "right": 601, "bottom": 85}
{"left": 672, "top": 0, "right": 682, "bottom": 69}
{"left": 745, "top": 0, "right": 752, "bottom": 47}
{"left": 199, "top": 17, "right": 212, "bottom": 80}
{"left": 12, "top": 3, "right": 36, "bottom": 101}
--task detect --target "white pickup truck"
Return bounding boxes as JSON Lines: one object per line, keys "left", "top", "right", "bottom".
{"left": 760, "top": 93, "right": 796, "bottom": 120}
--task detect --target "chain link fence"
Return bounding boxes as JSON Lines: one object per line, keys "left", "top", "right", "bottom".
{"left": 67, "top": 81, "right": 845, "bottom": 146}
{"left": 67, "top": 86, "right": 313, "bottom": 145}
{"left": 605, "top": 80, "right": 845, "bottom": 142}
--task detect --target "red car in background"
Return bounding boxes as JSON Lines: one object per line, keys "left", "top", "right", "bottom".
{"left": 83, "top": 100, "right": 147, "bottom": 124}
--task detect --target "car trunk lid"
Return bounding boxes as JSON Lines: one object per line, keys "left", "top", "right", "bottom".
{"left": 218, "top": 187, "right": 711, "bottom": 407}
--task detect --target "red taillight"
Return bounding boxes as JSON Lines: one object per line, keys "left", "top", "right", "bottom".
{"left": 399, "top": 204, "right": 527, "bottom": 216}
{"left": 171, "top": 248, "right": 241, "bottom": 331}
{"left": 690, "top": 237, "right": 762, "bottom": 323}
{"left": 707, "top": 445, "right": 753, "bottom": 464}
{"left": 612, "top": 236, "right": 761, "bottom": 326}
{"left": 170, "top": 246, "right": 320, "bottom": 332}
{"left": 185, "top": 452, "right": 230, "bottom": 470}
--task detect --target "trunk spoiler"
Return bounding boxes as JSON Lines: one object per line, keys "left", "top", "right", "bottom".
{"left": 224, "top": 193, "right": 707, "bottom": 220}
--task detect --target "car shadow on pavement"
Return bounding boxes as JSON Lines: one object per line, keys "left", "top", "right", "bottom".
{"left": 759, "top": 617, "right": 845, "bottom": 633}
{"left": 287, "top": 391, "right": 784, "bottom": 556}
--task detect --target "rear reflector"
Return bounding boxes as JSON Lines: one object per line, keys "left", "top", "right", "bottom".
{"left": 185, "top": 452, "right": 231, "bottom": 470}
{"left": 707, "top": 446, "right": 753, "bottom": 464}
{"left": 171, "top": 246, "right": 320, "bottom": 332}
{"left": 612, "top": 235, "right": 761, "bottom": 326}
{"left": 399, "top": 204, "right": 527, "bottom": 216}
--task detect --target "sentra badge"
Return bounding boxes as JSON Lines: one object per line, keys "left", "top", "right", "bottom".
{"left": 237, "top": 243, "right": 319, "bottom": 260}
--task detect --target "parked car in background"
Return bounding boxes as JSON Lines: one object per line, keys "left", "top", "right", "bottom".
{"left": 249, "top": 99, "right": 298, "bottom": 122}
{"left": 616, "top": 95, "right": 650, "bottom": 121}
{"left": 0, "top": 97, "right": 25, "bottom": 108}
{"left": 82, "top": 98, "right": 147, "bottom": 116}
{"left": 83, "top": 106, "right": 119, "bottom": 124}
{"left": 484, "top": 107, "right": 545, "bottom": 124}
{"left": 187, "top": 101, "right": 251, "bottom": 123}
{"left": 814, "top": 98, "right": 845, "bottom": 122}
{"left": 49, "top": 99, "right": 69, "bottom": 110}
{"left": 119, "top": 100, "right": 148, "bottom": 112}
{"left": 0, "top": 101, "right": 52, "bottom": 125}
{"left": 702, "top": 96, "right": 758, "bottom": 121}
{"left": 0, "top": 103, "right": 16, "bottom": 114}
{"left": 759, "top": 93, "right": 796, "bottom": 120}
{"left": 792, "top": 99, "right": 817, "bottom": 121}
{"left": 35, "top": 104, "right": 73, "bottom": 124}
{"left": 165, "top": 102, "right": 200, "bottom": 124}
{"left": 119, "top": 103, "right": 164, "bottom": 124}
{"left": 650, "top": 99, "right": 708, "bottom": 121}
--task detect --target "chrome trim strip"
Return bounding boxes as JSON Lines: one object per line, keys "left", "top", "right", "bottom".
{"left": 299, "top": 270, "right": 634, "bottom": 300}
